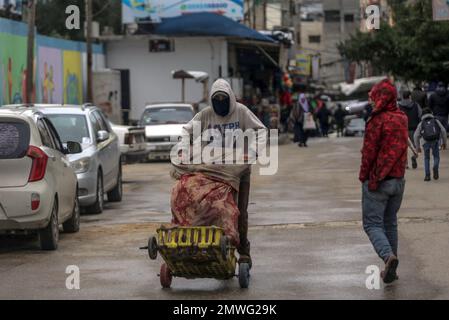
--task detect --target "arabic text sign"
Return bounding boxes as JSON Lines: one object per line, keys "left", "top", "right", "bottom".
{"left": 122, "top": 0, "right": 244, "bottom": 24}
{"left": 433, "top": 0, "right": 449, "bottom": 21}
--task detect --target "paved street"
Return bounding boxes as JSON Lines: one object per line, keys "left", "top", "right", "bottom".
{"left": 1, "top": 136, "right": 449, "bottom": 300}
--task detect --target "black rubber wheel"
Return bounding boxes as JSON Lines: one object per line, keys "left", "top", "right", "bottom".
{"left": 160, "top": 263, "right": 173, "bottom": 289}
{"left": 39, "top": 199, "right": 59, "bottom": 251}
{"left": 107, "top": 163, "right": 123, "bottom": 202}
{"left": 220, "top": 235, "right": 228, "bottom": 260}
{"left": 148, "top": 236, "right": 158, "bottom": 260}
{"left": 239, "top": 263, "right": 250, "bottom": 289}
{"left": 86, "top": 171, "right": 104, "bottom": 214}
{"left": 63, "top": 188, "right": 80, "bottom": 233}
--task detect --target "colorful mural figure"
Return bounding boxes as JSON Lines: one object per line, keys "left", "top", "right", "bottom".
{"left": 38, "top": 47, "right": 62, "bottom": 104}
{"left": 63, "top": 50, "right": 83, "bottom": 105}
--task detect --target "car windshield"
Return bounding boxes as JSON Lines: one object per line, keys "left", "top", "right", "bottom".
{"left": 141, "top": 107, "right": 194, "bottom": 126}
{"left": 47, "top": 114, "right": 90, "bottom": 144}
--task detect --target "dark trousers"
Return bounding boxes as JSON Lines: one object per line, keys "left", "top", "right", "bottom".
{"left": 423, "top": 140, "right": 440, "bottom": 176}
{"left": 320, "top": 121, "right": 329, "bottom": 137}
{"left": 237, "top": 170, "right": 251, "bottom": 255}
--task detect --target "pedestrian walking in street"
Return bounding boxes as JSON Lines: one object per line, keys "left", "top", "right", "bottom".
{"left": 289, "top": 93, "right": 312, "bottom": 147}
{"left": 399, "top": 90, "right": 422, "bottom": 169}
{"left": 334, "top": 104, "right": 346, "bottom": 137}
{"left": 359, "top": 79, "right": 409, "bottom": 284}
{"left": 428, "top": 82, "right": 449, "bottom": 130}
{"left": 411, "top": 84, "right": 428, "bottom": 109}
{"left": 317, "top": 103, "right": 331, "bottom": 137}
{"left": 413, "top": 109, "right": 447, "bottom": 181}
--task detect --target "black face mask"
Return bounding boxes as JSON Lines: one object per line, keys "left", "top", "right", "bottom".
{"left": 212, "top": 94, "right": 231, "bottom": 117}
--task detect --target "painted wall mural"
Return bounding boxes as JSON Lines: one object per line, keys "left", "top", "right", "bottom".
{"left": 0, "top": 17, "right": 105, "bottom": 106}
{"left": 0, "top": 32, "right": 27, "bottom": 105}
{"left": 63, "top": 50, "right": 83, "bottom": 105}
{"left": 38, "top": 47, "right": 62, "bottom": 104}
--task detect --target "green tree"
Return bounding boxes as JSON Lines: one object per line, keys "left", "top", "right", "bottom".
{"left": 338, "top": 0, "right": 449, "bottom": 83}
{"left": 35, "top": 0, "right": 122, "bottom": 41}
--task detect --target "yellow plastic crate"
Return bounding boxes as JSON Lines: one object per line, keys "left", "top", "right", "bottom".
{"left": 157, "top": 226, "right": 237, "bottom": 280}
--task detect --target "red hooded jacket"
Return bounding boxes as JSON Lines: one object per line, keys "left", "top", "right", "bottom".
{"left": 359, "top": 79, "right": 408, "bottom": 191}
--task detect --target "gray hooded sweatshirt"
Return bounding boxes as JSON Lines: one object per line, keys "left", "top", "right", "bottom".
{"left": 174, "top": 79, "right": 267, "bottom": 189}
{"left": 184, "top": 79, "right": 266, "bottom": 135}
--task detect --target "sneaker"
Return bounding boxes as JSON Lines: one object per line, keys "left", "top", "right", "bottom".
{"left": 412, "top": 157, "right": 418, "bottom": 169}
{"left": 425, "top": 175, "right": 431, "bottom": 182}
{"left": 382, "top": 255, "right": 399, "bottom": 284}
{"left": 434, "top": 168, "right": 439, "bottom": 180}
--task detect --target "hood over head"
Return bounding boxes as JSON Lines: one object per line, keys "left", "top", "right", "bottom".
{"left": 369, "top": 79, "right": 398, "bottom": 113}
{"left": 210, "top": 79, "right": 237, "bottom": 117}
{"left": 298, "top": 93, "right": 310, "bottom": 112}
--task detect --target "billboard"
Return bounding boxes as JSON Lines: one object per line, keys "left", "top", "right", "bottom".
{"left": 122, "top": 0, "right": 244, "bottom": 24}
{"left": 0, "top": 0, "right": 22, "bottom": 15}
{"left": 433, "top": 0, "right": 449, "bottom": 21}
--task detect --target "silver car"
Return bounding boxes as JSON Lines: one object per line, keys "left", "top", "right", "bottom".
{"left": 34, "top": 105, "right": 123, "bottom": 214}
{"left": 0, "top": 107, "right": 82, "bottom": 250}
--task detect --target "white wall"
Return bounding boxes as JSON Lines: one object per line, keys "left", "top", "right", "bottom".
{"left": 106, "top": 37, "right": 228, "bottom": 120}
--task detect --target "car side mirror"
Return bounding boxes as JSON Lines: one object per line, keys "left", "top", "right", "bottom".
{"left": 97, "top": 130, "right": 110, "bottom": 142}
{"left": 66, "top": 141, "right": 82, "bottom": 154}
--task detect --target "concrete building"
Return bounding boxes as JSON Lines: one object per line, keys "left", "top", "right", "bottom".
{"left": 103, "top": 14, "right": 284, "bottom": 121}
{"left": 316, "top": 0, "right": 359, "bottom": 85}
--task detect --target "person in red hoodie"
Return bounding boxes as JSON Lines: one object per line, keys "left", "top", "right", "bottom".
{"left": 359, "top": 79, "right": 409, "bottom": 284}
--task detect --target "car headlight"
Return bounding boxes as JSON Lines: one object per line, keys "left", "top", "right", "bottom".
{"left": 71, "top": 158, "right": 90, "bottom": 174}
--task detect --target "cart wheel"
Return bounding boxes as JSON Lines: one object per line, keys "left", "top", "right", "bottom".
{"left": 239, "top": 263, "right": 251, "bottom": 289}
{"left": 220, "top": 235, "right": 229, "bottom": 260}
{"left": 160, "top": 263, "right": 172, "bottom": 289}
{"left": 148, "top": 236, "right": 158, "bottom": 260}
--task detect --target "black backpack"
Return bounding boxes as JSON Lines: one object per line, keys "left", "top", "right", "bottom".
{"left": 421, "top": 118, "right": 441, "bottom": 141}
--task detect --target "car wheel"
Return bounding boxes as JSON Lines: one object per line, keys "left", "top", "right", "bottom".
{"left": 107, "top": 163, "right": 123, "bottom": 202}
{"left": 39, "top": 199, "right": 59, "bottom": 251}
{"left": 86, "top": 171, "right": 104, "bottom": 214}
{"left": 63, "top": 189, "right": 80, "bottom": 233}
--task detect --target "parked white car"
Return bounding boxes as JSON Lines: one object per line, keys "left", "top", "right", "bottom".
{"left": 140, "top": 104, "right": 195, "bottom": 161}
{"left": 0, "top": 107, "right": 82, "bottom": 250}
{"left": 109, "top": 122, "right": 148, "bottom": 164}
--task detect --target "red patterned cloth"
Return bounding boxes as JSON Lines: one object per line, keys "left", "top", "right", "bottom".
{"left": 359, "top": 79, "right": 409, "bottom": 191}
{"left": 171, "top": 173, "right": 240, "bottom": 246}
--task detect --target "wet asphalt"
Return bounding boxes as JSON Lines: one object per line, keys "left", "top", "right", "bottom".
{"left": 1, "top": 136, "right": 448, "bottom": 300}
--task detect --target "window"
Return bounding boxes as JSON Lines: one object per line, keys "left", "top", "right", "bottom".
{"left": 308, "top": 35, "right": 321, "bottom": 44}
{"left": 37, "top": 119, "right": 55, "bottom": 149}
{"left": 47, "top": 114, "right": 90, "bottom": 145}
{"left": 89, "top": 113, "right": 102, "bottom": 136}
{"left": 43, "top": 118, "right": 64, "bottom": 153}
{"left": 324, "top": 10, "right": 340, "bottom": 22}
{"left": 0, "top": 120, "right": 30, "bottom": 159}
{"left": 345, "top": 14, "right": 355, "bottom": 22}
{"left": 93, "top": 111, "right": 111, "bottom": 133}
{"left": 141, "top": 107, "right": 194, "bottom": 126}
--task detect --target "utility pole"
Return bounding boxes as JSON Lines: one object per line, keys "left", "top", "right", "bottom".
{"left": 86, "top": 0, "right": 94, "bottom": 103}
{"left": 339, "top": 0, "right": 345, "bottom": 40}
{"left": 25, "top": 0, "right": 36, "bottom": 104}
